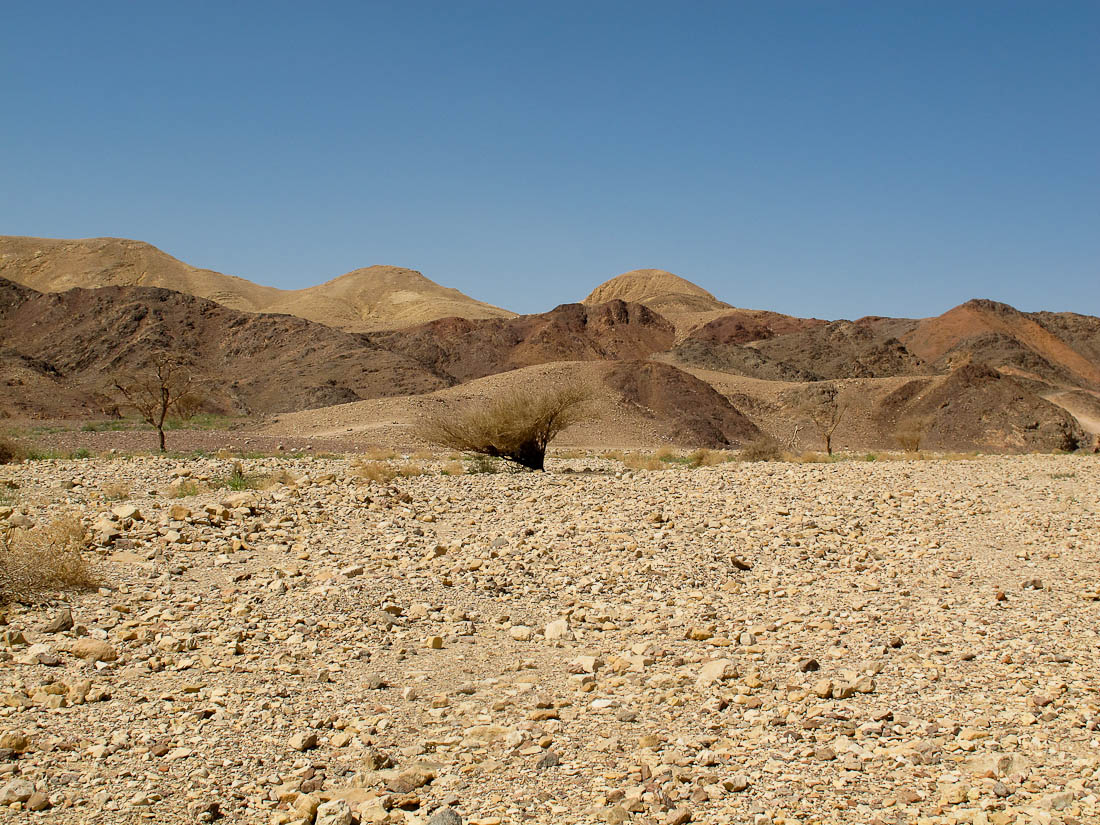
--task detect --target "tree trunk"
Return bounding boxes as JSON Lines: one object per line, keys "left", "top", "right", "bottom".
{"left": 825, "top": 434, "right": 832, "bottom": 456}
{"left": 158, "top": 427, "right": 166, "bottom": 452}
{"left": 513, "top": 441, "right": 545, "bottom": 471}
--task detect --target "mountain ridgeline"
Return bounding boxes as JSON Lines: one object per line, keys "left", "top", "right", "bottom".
{"left": 1, "top": 235, "right": 1096, "bottom": 452}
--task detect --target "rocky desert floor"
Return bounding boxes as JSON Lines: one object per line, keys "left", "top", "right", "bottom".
{"left": 1, "top": 453, "right": 1099, "bottom": 825}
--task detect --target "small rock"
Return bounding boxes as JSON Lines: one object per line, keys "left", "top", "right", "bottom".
{"left": 544, "top": 619, "right": 571, "bottom": 640}
{"left": 43, "top": 608, "right": 74, "bottom": 633}
{"left": 536, "top": 750, "right": 560, "bottom": 769}
{"left": 697, "top": 658, "right": 735, "bottom": 686}
{"left": 427, "top": 808, "right": 463, "bottom": 825}
{"left": 190, "top": 800, "right": 221, "bottom": 821}
{"left": 509, "top": 625, "right": 532, "bottom": 641}
{"left": 728, "top": 774, "right": 750, "bottom": 792}
{"left": 289, "top": 731, "right": 318, "bottom": 752}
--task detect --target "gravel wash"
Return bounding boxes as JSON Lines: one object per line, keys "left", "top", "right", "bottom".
{"left": 1, "top": 454, "right": 1098, "bottom": 825}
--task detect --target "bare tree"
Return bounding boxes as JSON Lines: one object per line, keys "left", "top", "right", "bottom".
{"left": 799, "top": 384, "right": 848, "bottom": 456}
{"left": 416, "top": 385, "right": 593, "bottom": 471}
{"left": 113, "top": 354, "right": 196, "bottom": 452}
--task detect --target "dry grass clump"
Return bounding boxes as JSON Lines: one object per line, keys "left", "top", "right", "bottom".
{"left": 0, "top": 437, "right": 24, "bottom": 465}
{"left": 441, "top": 461, "right": 465, "bottom": 476}
{"left": 351, "top": 459, "right": 396, "bottom": 485}
{"left": 1, "top": 513, "right": 98, "bottom": 604}
{"left": 351, "top": 457, "right": 431, "bottom": 484}
{"left": 170, "top": 480, "right": 202, "bottom": 498}
{"left": 102, "top": 482, "right": 130, "bottom": 501}
{"left": 739, "top": 436, "right": 785, "bottom": 462}
{"left": 553, "top": 449, "right": 587, "bottom": 460}
{"left": 621, "top": 452, "right": 665, "bottom": 471}
{"left": 606, "top": 448, "right": 730, "bottom": 471}
{"left": 686, "top": 448, "right": 728, "bottom": 467}
{"left": 267, "top": 468, "right": 299, "bottom": 487}
{"left": 362, "top": 447, "right": 398, "bottom": 461}
{"left": 0, "top": 480, "right": 19, "bottom": 507}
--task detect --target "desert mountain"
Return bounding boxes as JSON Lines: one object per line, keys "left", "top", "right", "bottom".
{"left": 0, "top": 235, "right": 515, "bottom": 332}
{"left": 898, "top": 299, "right": 1100, "bottom": 389}
{"left": 873, "top": 363, "right": 1085, "bottom": 452}
{"left": 583, "top": 269, "right": 740, "bottom": 334}
{"left": 367, "top": 300, "right": 674, "bottom": 383}
{"left": 0, "top": 279, "right": 448, "bottom": 418}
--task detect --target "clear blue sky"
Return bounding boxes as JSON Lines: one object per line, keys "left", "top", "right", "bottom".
{"left": 3, "top": 2, "right": 1097, "bottom": 319}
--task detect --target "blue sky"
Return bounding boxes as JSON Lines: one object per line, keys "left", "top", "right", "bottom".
{"left": 3, "top": 2, "right": 1097, "bottom": 318}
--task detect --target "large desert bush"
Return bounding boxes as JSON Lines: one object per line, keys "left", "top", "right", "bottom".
{"left": 1, "top": 513, "right": 98, "bottom": 604}
{"left": 416, "top": 385, "right": 592, "bottom": 471}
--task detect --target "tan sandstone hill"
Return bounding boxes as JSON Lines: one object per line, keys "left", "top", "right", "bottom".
{"left": 0, "top": 235, "right": 515, "bottom": 332}
{"left": 582, "top": 269, "right": 737, "bottom": 334}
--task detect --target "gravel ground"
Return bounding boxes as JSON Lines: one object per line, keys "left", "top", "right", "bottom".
{"left": 1, "top": 453, "right": 1099, "bottom": 825}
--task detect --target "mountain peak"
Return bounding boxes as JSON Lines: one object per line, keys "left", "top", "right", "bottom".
{"left": 584, "top": 269, "right": 724, "bottom": 307}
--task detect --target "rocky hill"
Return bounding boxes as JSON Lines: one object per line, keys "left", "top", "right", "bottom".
{"left": 367, "top": 300, "right": 675, "bottom": 383}
{"left": 0, "top": 279, "right": 447, "bottom": 418}
{"left": 0, "top": 235, "right": 515, "bottom": 332}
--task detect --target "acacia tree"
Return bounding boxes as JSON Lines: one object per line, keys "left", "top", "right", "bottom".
{"left": 799, "top": 384, "right": 848, "bottom": 456}
{"left": 416, "top": 385, "right": 592, "bottom": 471}
{"left": 113, "top": 354, "right": 196, "bottom": 452}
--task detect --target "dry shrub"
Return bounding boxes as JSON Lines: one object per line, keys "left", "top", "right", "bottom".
{"left": 1, "top": 513, "right": 98, "bottom": 603}
{"left": 740, "top": 436, "right": 784, "bottom": 462}
{"left": 102, "top": 482, "right": 130, "bottom": 501}
{"left": 396, "top": 463, "right": 429, "bottom": 478}
{"left": 687, "top": 448, "right": 727, "bottom": 467}
{"left": 653, "top": 445, "right": 675, "bottom": 462}
{"left": 0, "top": 438, "right": 23, "bottom": 465}
{"left": 170, "top": 480, "right": 202, "bottom": 498}
{"left": 554, "top": 449, "right": 586, "bottom": 459}
{"left": 362, "top": 447, "right": 398, "bottom": 461}
{"left": 894, "top": 416, "right": 930, "bottom": 453}
{"left": 621, "top": 452, "right": 665, "bottom": 471}
{"left": 441, "top": 461, "right": 465, "bottom": 476}
{"left": 416, "top": 385, "right": 592, "bottom": 472}
{"left": 351, "top": 459, "right": 397, "bottom": 485}
{"left": 267, "top": 468, "right": 299, "bottom": 487}
{"left": 409, "top": 449, "right": 435, "bottom": 461}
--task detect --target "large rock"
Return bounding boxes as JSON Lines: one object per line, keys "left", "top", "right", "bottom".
{"left": 315, "top": 798, "right": 353, "bottom": 825}
{"left": 71, "top": 639, "right": 117, "bottom": 662}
